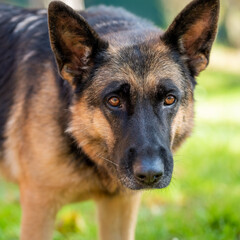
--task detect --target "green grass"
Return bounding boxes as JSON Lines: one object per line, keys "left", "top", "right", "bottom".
{"left": 1, "top": 56, "right": 240, "bottom": 239}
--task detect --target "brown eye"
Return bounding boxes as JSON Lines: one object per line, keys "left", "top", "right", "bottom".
{"left": 108, "top": 96, "right": 121, "bottom": 107}
{"left": 164, "top": 95, "right": 176, "bottom": 105}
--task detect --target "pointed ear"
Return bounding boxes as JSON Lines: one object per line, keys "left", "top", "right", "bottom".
{"left": 162, "top": 0, "right": 219, "bottom": 76}
{"left": 48, "top": 1, "right": 108, "bottom": 85}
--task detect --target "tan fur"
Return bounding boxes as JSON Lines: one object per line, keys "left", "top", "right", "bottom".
{"left": 171, "top": 87, "right": 194, "bottom": 152}
{"left": 96, "top": 192, "right": 142, "bottom": 240}
{"left": 183, "top": 13, "right": 211, "bottom": 52}
{"left": 145, "top": 51, "right": 183, "bottom": 92}
{"left": 69, "top": 97, "right": 116, "bottom": 165}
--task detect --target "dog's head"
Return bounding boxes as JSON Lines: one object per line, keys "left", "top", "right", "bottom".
{"left": 48, "top": 0, "right": 219, "bottom": 190}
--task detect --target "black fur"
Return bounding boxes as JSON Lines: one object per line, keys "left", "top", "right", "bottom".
{"left": 0, "top": 4, "right": 23, "bottom": 149}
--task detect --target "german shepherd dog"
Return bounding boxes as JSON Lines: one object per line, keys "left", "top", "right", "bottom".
{"left": 0, "top": 0, "right": 219, "bottom": 239}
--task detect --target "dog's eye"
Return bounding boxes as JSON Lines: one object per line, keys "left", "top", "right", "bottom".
{"left": 108, "top": 96, "right": 121, "bottom": 107}
{"left": 164, "top": 95, "right": 176, "bottom": 105}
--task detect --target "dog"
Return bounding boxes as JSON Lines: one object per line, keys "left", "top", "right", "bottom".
{"left": 0, "top": 0, "right": 219, "bottom": 239}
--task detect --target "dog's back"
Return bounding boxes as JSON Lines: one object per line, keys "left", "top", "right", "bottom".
{"left": 0, "top": 4, "right": 25, "bottom": 148}
{"left": 0, "top": 4, "right": 51, "bottom": 156}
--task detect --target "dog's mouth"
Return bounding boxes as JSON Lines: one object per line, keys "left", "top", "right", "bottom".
{"left": 116, "top": 163, "right": 173, "bottom": 190}
{"left": 118, "top": 172, "right": 172, "bottom": 190}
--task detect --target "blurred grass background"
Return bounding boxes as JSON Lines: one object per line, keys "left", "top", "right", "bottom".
{"left": 0, "top": 0, "right": 240, "bottom": 239}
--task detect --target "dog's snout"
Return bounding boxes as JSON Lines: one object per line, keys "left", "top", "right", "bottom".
{"left": 133, "top": 157, "right": 164, "bottom": 185}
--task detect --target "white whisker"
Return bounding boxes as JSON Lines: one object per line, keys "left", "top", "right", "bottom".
{"left": 97, "top": 154, "right": 119, "bottom": 167}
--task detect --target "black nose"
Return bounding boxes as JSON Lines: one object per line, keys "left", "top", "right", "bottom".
{"left": 133, "top": 158, "right": 164, "bottom": 184}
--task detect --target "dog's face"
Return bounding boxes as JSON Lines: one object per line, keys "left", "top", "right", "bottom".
{"left": 48, "top": 0, "right": 219, "bottom": 190}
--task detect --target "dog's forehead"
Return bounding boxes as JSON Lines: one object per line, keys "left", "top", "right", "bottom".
{"left": 94, "top": 42, "right": 185, "bottom": 95}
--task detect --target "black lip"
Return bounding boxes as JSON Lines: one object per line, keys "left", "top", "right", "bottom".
{"left": 118, "top": 172, "right": 172, "bottom": 190}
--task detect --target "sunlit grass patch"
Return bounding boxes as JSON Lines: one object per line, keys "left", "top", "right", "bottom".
{"left": 0, "top": 181, "right": 20, "bottom": 240}
{"left": 53, "top": 202, "right": 97, "bottom": 240}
